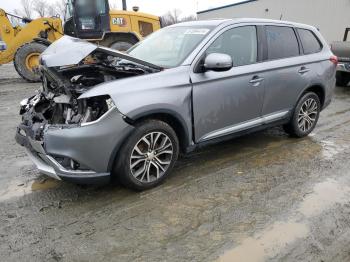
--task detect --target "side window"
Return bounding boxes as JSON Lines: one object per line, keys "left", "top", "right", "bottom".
{"left": 207, "top": 26, "right": 257, "bottom": 67}
{"left": 139, "top": 21, "right": 154, "bottom": 37}
{"left": 64, "top": 0, "right": 73, "bottom": 21}
{"left": 266, "top": 26, "right": 300, "bottom": 60}
{"left": 297, "top": 28, "right": 322, "bottom": 54}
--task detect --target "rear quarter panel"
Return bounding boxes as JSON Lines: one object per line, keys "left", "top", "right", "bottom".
{"left": 261, "top": 52, "right": 335, "bottom": 116}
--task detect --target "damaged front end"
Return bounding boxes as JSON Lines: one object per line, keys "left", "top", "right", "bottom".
{"left": 15, "top": 36, "right": 161, "bottom": 184}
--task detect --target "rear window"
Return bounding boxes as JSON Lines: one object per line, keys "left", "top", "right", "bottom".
{"left": 266, "top": 26, "right": 300, "bottom": 60}
{"left": 297, "top": 28, "right": 322, "bottom": 54}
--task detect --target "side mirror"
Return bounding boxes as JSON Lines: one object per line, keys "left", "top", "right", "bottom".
{"left": 204, "top": 53, "right": 233, "bottom": 72}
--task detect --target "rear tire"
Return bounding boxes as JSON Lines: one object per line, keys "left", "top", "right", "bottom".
{"left": 336, "top": 72, "right": 350, "bottom": 87}
{"left": 113, "top": 120, "right": 179, "bottom": 191}
{"left": 14, "top": 42, "right": 47, "bottom": 82}
{"left": 283, "top": 92, "right": 321, "bottom": 138}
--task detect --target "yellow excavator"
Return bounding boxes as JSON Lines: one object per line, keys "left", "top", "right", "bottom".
{"left": 0, "top": 0, "right": 161, "bottom": 82}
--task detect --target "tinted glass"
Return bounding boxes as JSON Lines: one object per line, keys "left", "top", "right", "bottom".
{"left": 266, "top": 26, "right": 299, "bottom": 60}
{"left": 139, "top": 21, "right": 153, "bottom": 37}
{"left": 298, "top": 29, "right": 322, "bottom": 54}
{"left": 207, "top": 26, "right": 257, "bottom": 66}
{"left": 76, "top": 0, "right": 107, "bottom": 16}
{"left": 65, "top": 0, "right": 73, "bottom": 21}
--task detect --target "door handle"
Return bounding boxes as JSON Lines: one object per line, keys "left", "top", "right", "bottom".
{"left": 298, "top": 67, "right": 310, "bottom": 74}
{"left": 249, "top": 76, "right": 265, "bottom": 85}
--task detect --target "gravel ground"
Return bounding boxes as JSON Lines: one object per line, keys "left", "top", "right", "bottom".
{"left": 1, "top": 64, "right": 350, "bottom": 262}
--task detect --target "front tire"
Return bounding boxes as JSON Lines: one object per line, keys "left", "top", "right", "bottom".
{"left": 113, "top": 120, "right": 179, "bottom": 191}
{"left": 283, "top": 92, "right": 321, "bottom": 138}
{"left": 14, "top": 42, "right": 47, "bottom": 82}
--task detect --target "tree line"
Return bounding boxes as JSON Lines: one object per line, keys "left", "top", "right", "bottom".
{"left": 12, "top": 0, "right": 196, "bottom": 26}
{"left": 13, "top": 0, "right": 66, "bottom": 19}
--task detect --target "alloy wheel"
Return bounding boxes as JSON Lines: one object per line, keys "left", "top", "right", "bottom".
{"left": 130, "top": 132, "right": 174, "bottom": 183}
{"left": 298, "top": 98, "right": 318, "bottom": 132}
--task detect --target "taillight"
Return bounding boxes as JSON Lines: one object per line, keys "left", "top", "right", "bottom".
{"left": 330, "top": 55, "right": 338, "bottom": 65}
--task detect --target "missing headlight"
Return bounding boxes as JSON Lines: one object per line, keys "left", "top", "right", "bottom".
{"left": 80, "top": 95, "right": 116, "bottom": 126}
{"left": 105, "top": 97, "right": 115, "bottom": 110}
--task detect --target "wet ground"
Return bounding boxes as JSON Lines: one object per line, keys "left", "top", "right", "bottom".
{"left": 1, "top": 63, "right": 350, "bottom": 261}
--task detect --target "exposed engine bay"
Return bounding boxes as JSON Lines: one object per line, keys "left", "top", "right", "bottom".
{"left": 20, "top": 45, "right": 162, "bottom": 141}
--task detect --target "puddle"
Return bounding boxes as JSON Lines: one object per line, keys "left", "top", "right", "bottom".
{"left": 299, "top": 179, "right": 350, "bottom": 218}
{"left": 218, "top": 178, "right": 350, "bottom": 262}
{"left": 328, "top": 108, "right": 350, "bottom": 117}
{"left": 320, "top": 139, "right": 350, "bottom": 160}
{"left": 321, "top": 140, "right": 342, "bottom": 160}
{"left": 248, "top": 137, "right": 320, "bottom": 169}
{"left": 0, "top": 178, "right": 61, "bottom": 202}
{"left": 31, "top": 179, "right": 60, "bottom": 191}
{"left": 218, "top": 222, "right": 308, "bottom": 262}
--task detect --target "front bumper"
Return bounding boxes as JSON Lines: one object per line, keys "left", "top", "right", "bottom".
{"left": 15, "top": 108, "right": 134, "bottom": 184}
{"left": 15, "top": 129, "right": 111, "bottom": 184}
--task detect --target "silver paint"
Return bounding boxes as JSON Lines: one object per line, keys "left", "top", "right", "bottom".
{"left": 20, "top": 18, "right": 336, "bottom": 182}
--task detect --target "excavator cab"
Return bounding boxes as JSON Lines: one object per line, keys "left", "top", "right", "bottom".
{"left": 64, "top": 0, "right": 110, "bottom": 39}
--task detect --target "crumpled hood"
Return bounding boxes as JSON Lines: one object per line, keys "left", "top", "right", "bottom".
{"left": 40, "top": 36, "right": 97, "bottom": 67}
{"left": 40, "top": 35, "right": 162, "bottom": 70}
{"left": 19, "top": 36, "right": 170, "bottom": 131}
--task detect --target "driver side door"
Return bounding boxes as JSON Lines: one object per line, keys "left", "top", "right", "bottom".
{"left": 190, "top": 25, "right": 266, "bottom": 143}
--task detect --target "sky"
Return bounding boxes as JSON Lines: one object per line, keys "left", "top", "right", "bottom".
{"left": 1, "top": 0, "right": 244, "bottom": 17}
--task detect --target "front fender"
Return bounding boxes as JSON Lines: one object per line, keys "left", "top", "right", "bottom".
{"left": 79, "top": 66, "right": 194, "bottom": 143}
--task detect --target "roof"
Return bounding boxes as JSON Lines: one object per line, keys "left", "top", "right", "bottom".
{"left": 169, "top": 18, "right": 317, "bottom": 31}
{"left": 109, "top": 9, "right": 160, "bottom": 20}
{"left": 197, "top": 0, "right": 258, "bottom": 14}
{"left": 169, "top": 19, "right": 231, "bottom": 27}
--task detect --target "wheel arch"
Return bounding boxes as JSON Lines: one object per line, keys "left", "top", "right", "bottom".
{"left": 299, "top": 84, "right": 326, "bottom": 109}
{"left": 128, "top": 109, "right": 191, "bottom": 154}
{"left": 107, "top": 109, "right": 192, "bottom": 173}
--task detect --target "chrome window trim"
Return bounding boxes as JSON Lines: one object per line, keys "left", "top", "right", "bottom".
{"left": 199, "top": 110, "right": 289, "bottom": 142}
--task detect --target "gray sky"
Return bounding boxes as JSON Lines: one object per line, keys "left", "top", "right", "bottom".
{"left": 2, "top": 0, "right": 243, "bottom": 17}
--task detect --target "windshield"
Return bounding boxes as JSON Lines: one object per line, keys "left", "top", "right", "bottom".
{"left": 127, "top": 26, "right": 213, "bottom": 68}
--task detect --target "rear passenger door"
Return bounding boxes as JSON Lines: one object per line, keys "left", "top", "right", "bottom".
{"left": 261, "top": 25, "right": 310, "bottom": 118}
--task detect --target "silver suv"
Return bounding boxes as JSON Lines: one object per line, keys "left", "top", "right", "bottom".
{"left": 16, "top": 19, "right": 337, "bottom": 190}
